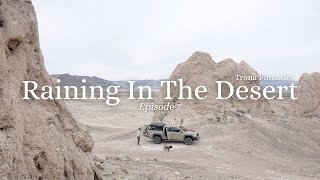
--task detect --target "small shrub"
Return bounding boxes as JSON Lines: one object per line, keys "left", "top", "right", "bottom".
{"left": 207, "top": 117, "right": 215, "bottom": 124}
{"left": 216, "top": 116, "right": 221, "bottom": 122}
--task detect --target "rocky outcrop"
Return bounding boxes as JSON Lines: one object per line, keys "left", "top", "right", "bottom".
{"left": 288, "top": 73, "right": 320, "bottom": 117}
{"left": 0, "top": 0, "right": 99, "bottom": 179}
{"left": 153, "top": 51, "right": 270, "bottom": 124}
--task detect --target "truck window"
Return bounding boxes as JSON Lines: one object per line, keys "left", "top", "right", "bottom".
{"left": 148, "top": 125, "right": 163, "bottom": 131}
{"left": 171, "top": 127, "right": 181, "bottom": 132}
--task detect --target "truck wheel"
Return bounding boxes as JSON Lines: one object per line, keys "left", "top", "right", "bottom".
{"left": 153, "top": 136, "right": 161, "bottom": 144}
{"left": 184, "top": 137, "right": 193, "bottom": 145}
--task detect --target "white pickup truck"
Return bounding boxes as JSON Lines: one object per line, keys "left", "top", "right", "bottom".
{"left": 145, "top": 123, "right": 200, "bottom": 145}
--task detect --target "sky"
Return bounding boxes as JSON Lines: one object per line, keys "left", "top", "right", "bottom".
{"left": 32, "top": 0, "right": 320, "bottom": 80}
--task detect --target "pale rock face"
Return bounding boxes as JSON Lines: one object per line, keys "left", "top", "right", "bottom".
{"left": 0, "top": 0, "right": 99, "bottom": 179}
{"left": 288, "top": 73, "right": 320, "bottom": 117}
{"left": 153, "top": 51, "right": 270, "bottom": 123}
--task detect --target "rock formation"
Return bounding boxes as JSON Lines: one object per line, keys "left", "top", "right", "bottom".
{"left": 288, "top": 73, "right": 320, "bottom": 117}
{"left": 0, "top": 0, "right": 99, "bottom": 179}
{"left": 153, "top": 51, "right": 270, "bottom": 124}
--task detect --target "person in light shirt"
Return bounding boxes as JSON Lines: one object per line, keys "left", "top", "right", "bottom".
{"left": 136, "top": 128, "right": 141, "bottom": 145}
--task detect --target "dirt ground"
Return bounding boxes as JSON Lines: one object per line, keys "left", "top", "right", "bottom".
{"left": 65, "top": 94, "right": 320, "bottom": 180}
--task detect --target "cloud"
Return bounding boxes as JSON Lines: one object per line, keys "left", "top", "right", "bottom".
{"left": 33, "top": 0, "right": 320, "bottom": 80}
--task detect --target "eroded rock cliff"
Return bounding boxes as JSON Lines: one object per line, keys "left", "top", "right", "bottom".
{"left": 0, "top": 0, "right": 99, "bottom": 179}
{"left": 153, "top": 51, "right": 270, "bottom": 124}
{"left": 288, "top": 73, "right": 320, "bottom": 117}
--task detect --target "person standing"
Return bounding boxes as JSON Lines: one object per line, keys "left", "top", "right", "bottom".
{"left": 137, "top": 128, "right": 141, "bottom": 145}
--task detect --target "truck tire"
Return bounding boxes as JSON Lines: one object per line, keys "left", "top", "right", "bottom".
{"left": 184, "top": 137, "right": 193, "bottom": 145}
{"left": 153, "top": 136, "right": 161, "bottom": 144}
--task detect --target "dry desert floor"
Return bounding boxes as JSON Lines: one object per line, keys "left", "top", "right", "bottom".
{"left": 65, "top": 93, "right": 320, "bottom": 180}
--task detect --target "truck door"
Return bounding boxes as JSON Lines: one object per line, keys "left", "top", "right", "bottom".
{"left": 171, "top": 127, "right": 184, "bottom": 141}
{"left": 167, "top": 127, "right": 173, "bottom": 140}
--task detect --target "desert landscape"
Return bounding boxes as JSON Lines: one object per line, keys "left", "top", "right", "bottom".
{"left": 62, "top": 61, "right": 320, "bottom": 179}
{"left": 1, "top": 0, "right": 320, "bottom": 180}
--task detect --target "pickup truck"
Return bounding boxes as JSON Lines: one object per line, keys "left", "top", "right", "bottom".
{"left": 145, "top": 123, "right": 200, "bottom": 145}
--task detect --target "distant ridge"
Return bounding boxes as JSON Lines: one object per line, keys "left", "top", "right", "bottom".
{"left": 51, "top": 74, "right": 166, "bottom": 89}
{"left": 112, "top": 79, "right": 166, "bottom": 89}
{"left": 52, "top": 73, "right": 115, "bottom": 88}
{"left": 260, "top": 80, "right": 297, "bottom": 88}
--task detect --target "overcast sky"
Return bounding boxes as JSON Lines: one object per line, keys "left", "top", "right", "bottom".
{"left": 32, "top": 0, "right": 320, "bottom": 80}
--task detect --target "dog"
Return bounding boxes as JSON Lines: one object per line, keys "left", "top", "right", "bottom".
{"left": 163, "top": 144, "right": 173, "bottom": 152}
